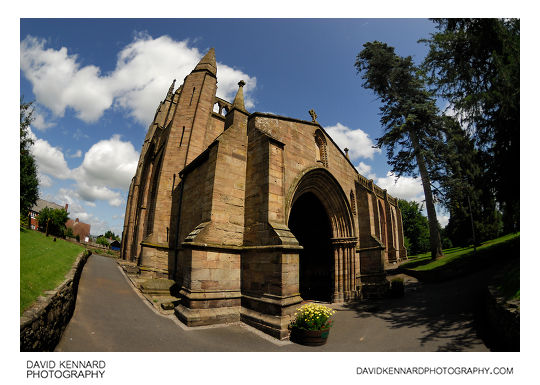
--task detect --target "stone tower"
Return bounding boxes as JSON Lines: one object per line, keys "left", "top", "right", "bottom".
{"left": 121, "top": 48, "right": 224, "bottom": 275}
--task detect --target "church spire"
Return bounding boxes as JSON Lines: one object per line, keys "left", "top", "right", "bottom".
{"left": 232, "top": 80, "right": 247, "bottom": 112}
{"left": 193, "top": 48, "right": 217, "bottom": 76}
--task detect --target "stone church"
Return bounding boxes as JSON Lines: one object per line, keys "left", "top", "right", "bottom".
{"left": 120, "top": 48, "right": 407, "bottom": 339}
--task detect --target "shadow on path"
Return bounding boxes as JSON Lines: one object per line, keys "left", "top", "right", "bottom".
{"left": 344, "top": 267, "right": 499, "bottom": 352}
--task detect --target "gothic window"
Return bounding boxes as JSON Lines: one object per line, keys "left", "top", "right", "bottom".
{"left": 314, "top": 130, "right": 328, "bottom": 167}
{"left": 145, "top": 154, "right": 163, "bottom": 237}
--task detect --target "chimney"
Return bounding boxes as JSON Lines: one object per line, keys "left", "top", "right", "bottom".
{"left": 344, "top": 148, "right": 349, "bottom": 159}
{"left": 65, "top": 203, "right": 69, "bottom": 211}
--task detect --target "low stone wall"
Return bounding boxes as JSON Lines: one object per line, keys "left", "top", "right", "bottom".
{"left": 482, "top": 285, "right": 520, "bottom": 351}
{"left": 20, "top": 250, "right": 91, "bottom": 351}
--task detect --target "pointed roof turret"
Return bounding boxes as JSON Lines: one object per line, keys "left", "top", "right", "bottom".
{"left": 193, "top": 48, "right": 217, "bottom": 76}
{"left": 232, "top": 80, "right": 247, "bottom": 112}
{"left": 166, "top": 79, "right": 176, "bottom": 99}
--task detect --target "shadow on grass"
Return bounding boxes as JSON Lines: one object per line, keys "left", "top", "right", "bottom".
{"left": 343, "top": 269, "right": 501, "bottom": 351}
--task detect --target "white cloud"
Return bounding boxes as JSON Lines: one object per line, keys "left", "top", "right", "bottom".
{"left": 29, "top": 129, "right": 71, "bottom": 179}
{"left": 31, "top": 109, "right": 55, "bottom": 131}
{"left": 375, "top": 172, "right": 425, "bottom": 203}
{"left": 21, "top": 34, "right": 257, "bottom": 127}
{"left": 355, "top": 161, "right": 376, "bottom": 180}
{"left": 70, "top": 150, "right": 82, "bottom": 158}
{"left": 75, "top": 182, "right": 123, "bottom": 207}
{"left": 37, "top": 173, "right": 52, "bottom": 188}
{"left": 30, "top": 130, "right": 138, "bottom": 207}
{"left": 72, "top": 134, "right": 138, "bottom": 191}
{"left": 324, "top": 122, "right": 380, "bottom": 160}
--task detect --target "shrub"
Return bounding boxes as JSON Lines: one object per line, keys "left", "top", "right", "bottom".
{"left": 289, "top": 303, "right": 336, "bottom": 331}
{"left": 75, "top": 234, "right": 80, "bottom": 242}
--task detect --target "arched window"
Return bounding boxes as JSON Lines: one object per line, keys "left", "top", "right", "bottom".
{"left": 314, "top": 130, "right": 328, "bottom": 167}
{"left": 145, "top": 154, "right": 163, "bottom": 237}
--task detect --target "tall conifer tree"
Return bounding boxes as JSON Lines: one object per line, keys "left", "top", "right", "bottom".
{"left": 355, "top": 41, "right": 444, "bottom": 259}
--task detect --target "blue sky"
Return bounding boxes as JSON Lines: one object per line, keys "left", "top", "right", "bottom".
{"left": 20, "top": 18, "right": 457, "bottom": 236}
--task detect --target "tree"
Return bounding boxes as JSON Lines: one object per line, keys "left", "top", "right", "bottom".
{"left": 103, "top": 230, "right": 120, "bottom": 241}
{"left": 398, "top": 199, "right": 430, "bottom": 255}
{"left": 355, "top": 41, "right": 444, "bottom": 259}
{"left": 437, "top": 116, "right": 503, "bottom": 246}
{"left": 96, "top": 236, "right": 110, "bottom": 247}
{"left": 420, "top": 18, "right": 519, "bottom": 233}
{"left": 37, "top": 207, "right": 69, "bottom": 237}
{"left": 20, "top": 97, "right": 39, "bottom": 221}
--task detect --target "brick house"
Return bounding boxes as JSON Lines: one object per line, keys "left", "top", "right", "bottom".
{"left": 29, "top": 199, "right": 67, "bottom": 230}
{"left": 120, "top": 49, "right": 407, "bottom": 339}
{"left": 65, "top": 218, "right": 91, "bottom": 243}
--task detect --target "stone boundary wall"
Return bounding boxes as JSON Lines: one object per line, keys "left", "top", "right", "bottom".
{"left": 20, "top": 249, "right": 91, "bottom": 351}
{"left": 483, "top": 285, "right": 520, "bottom": 351}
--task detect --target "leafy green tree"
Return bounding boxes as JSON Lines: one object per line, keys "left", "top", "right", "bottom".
{"left": 355, "top": 41, "right": 444, "bottom": 259}
{"left": 37, "top": 207, "right": 69, "bottom": 237}
{"left": 398, "top": 199, "right": 430, "bottom": 255}
{"left": 104, "top": 230, "right": 120, "bottom": 241}
{"left": 96, "top": 236, "right": 110, "bottom": 247}
{"left": 421, "top": 18, "right": 519, "bottom": 233}
{"left": 20, "top": 97, "right": 39, "bottom": 221}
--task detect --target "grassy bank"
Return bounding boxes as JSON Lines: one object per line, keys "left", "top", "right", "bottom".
{"left": 20, "top": 229, "right": 86, "bottom": 314}
{"left": 399, "top": 233, "right": 519, "bottom": 282}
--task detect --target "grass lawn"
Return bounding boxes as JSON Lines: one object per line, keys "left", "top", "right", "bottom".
{"left": 20, "top": 228, "right": 86, "bottom": 315}
{"left": 400, "top": 232, "right": 520, "bottom": 271}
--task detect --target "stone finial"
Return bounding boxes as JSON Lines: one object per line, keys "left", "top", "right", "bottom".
{"left": 344, "top": 148, "right": 349, "bottom": 159}
{"left": 232, "top": 80, "right": 247, "bottom": 112}
{"left": 309, "top": 109, "right": 318, "bottom": 123}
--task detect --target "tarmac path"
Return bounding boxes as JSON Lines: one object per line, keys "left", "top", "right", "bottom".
{"left": 56, "top": 253, "right": 489, "bottom": 352}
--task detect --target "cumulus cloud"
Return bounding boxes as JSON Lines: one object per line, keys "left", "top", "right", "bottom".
{"left": 28, "top": 129, "right": 71, "bottom": 179}
{"left": 37, "top": 173, "right": 52, "bottom": 188}
{"left": 32, "top": 109, "right": 55, "bottom": 131}
{"left": 375, "top": 172, "right": 425, "bottom": 203}
{"left": 21, "top": 34, "right": 257, "bottom": 127}
{"left": 324, "top": 123, "right": 380, "bottom": 160}
{"left": 356, "top": 161, "right": 376, "bottom": 180}
{"left": 30, "top": 131, "right": 138, "bottom": 207}
{"left": 72, "top": 134, "right": 139, "bottom": 191}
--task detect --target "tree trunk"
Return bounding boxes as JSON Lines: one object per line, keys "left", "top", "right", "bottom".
{"left": 409, "top": 129, "right": 444, "bottom": 260}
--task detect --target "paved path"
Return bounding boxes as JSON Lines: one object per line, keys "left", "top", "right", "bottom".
{"left": 56, "top": 254, "right": 489, "bottom": 352}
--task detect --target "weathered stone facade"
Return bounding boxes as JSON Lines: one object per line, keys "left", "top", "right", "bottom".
{"left": 120, "top": 48, "right": 407, "bottom": 339}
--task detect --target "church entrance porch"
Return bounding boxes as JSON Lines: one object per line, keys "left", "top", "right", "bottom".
{"left": 288, "top": 168, "right": 360, "bottom": 304}
{"left": 288, "top": 192, "right": 333, "bottom": 302}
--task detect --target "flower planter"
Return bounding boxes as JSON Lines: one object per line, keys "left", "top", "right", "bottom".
{"left": 289, "top": 327, "right": 331, "bottom": 346}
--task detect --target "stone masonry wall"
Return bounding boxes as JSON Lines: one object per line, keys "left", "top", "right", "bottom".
{"left": 20, "top": 250, "right": 91, "bottom": 352}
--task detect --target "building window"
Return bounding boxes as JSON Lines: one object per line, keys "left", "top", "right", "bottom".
{"left": 314, "top": 129, "right": 328, "bottom": 167}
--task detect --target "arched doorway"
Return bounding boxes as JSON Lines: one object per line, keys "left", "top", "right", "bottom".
{"left": 288, "top": 192, "right": 333, "bottom": 302}
{"left": 286, "top": 167, "right": 357, "bottom": 303}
